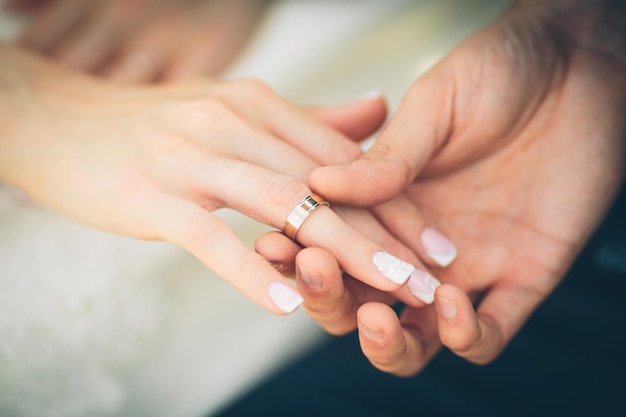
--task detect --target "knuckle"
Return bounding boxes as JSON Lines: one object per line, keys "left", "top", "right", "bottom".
{"left": 369, "top": 140, "right": 395, "bottom": 159}
{"left": 262, "top": 174, "right": 307, "bottom": 210}
{"left": 369, "top": 142, "right": 413, "bottom": 184}
{"left": 335, "top": 228, "right": 363, "bottom": 257}
{"left": 182, "top": 213, "right": 226, "bottom": 250}
{"left": 187, "top": 98, "right": 237, "bottom": 126}
{"left": 230, "top": 251, "right": 264, "bottom": 285}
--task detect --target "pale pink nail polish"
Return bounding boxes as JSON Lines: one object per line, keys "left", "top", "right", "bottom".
{"left": 359, "top": 319, "right": 384, "bottom": 342}
{"left": 407, "top": 269, "right": 441, "bottom": 304}
{"left": 421, "top": 227, "right": 457, "bottom": 267}
{"left": 268, "top": 282, "right": 303, "bottom": 313}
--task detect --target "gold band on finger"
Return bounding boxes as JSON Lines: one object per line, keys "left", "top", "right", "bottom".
{"left": 283, "top": 194, "right": 329, "bottom": 242}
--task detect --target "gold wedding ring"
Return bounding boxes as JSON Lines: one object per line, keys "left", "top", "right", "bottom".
{"left": 284, "top": 194, "right": 329, "bottom": 242}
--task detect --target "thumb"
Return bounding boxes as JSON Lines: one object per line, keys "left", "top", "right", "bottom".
{"left": 305, "top": 91, "right": 388, "bottom": 142}
{"left": 309, "top": 74, "right": 452, "bottom": 206}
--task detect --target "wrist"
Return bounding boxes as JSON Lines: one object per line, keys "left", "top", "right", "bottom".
{"left": 0, "top": 44, "right": 79, "bottom": 184}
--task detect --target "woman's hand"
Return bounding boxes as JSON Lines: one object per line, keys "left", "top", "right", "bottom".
{"left": 0, "top": 44, "right": 443, "bottom": 316}
{"left": 6, "top": 0, "right": 270, "bottom": 83}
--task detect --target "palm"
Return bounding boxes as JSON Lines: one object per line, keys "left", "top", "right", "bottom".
{"left": 370, "top": 17, "right": 625, "bottom": 343}
{"left": 414, "top": 28, "right": 622, "bottom": 296}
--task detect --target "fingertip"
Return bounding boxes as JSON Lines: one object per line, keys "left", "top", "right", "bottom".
{"left": 434, "top": 284, "right": 484, "bottom": 357}
{"left": 296, "top": 247, "right": 358, "bottom": 335}
{"left": 434, "top": 283, "right": 471, "bottom": 321}
{"left": 295, "top": 247, "right": 339, "bottom": 292}
{"left": 254, "top": 231, "right": 300, "bottom": 277}
{"left": 357, "top": 302, "right": 398, "bottom": 334}
{"left": 306, "top": 90, "right": 388, "bottom": 142}
{"left": 267, "top": 281, "right": 303, "bottom": 314}
{"left": 357, "top": 303, "right": 413, "bottom": 375}
{"left": 254, "top": 231, "right": 299, "bottom": 263}
{"left": 295, "top": 248, "right": 347, "bottom": 315}
{"left": 309, "top": 158, "right": 405, "bottom": 206}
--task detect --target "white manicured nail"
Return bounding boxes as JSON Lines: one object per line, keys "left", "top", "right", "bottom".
{"left": 407, "top": 270, "right": 441, "bottom": 304}
{"left": 268, "top": 282, "right": 303, "bottom": 313}
{"left": 372, "top": 252, "right": 415, "bottom": 284}
{"left": 421, "top": 227, "right": 457, "bottom": 267}
{"left": 360, "top": 89, "right": 383, "bottom": 100}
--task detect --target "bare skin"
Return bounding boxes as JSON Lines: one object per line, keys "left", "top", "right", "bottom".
{"left": 256, "top": 0, "right": 626, "bottom": 375}
{"left": 6, "top": 0, "right": 271, "bottom": 83}
{"left": 0, "top": 43, "right": 437, "bottom": 316}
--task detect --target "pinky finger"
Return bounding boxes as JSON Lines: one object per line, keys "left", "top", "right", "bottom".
{"left": 155, "top": 196, "right": 303, "bottom": 315}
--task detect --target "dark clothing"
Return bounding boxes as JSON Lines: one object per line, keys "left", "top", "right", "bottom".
{"left": 213, "top": 183, "right": 626, "bottom": 417}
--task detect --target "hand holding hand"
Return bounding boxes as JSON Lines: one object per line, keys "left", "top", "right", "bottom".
{"left": 0, "top": 44, "right": 434, "bottom": 316}
{"left": 259, "top": 0, "right": 626, "bottom": 374}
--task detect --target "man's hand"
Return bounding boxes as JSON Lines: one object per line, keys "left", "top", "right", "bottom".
{"left": 259, "top": 0, "right": 626, "bottom": 375}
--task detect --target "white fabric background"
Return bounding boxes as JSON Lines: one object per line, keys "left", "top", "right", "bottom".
{"left": 0, "top": 1, "right": 511, "bottom": 416}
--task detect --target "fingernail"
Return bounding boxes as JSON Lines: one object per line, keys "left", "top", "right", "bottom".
{"left": 407, "top": 270, "right": 441, "bottom": 304}
{"left": 297, "top": 266, "right": 322, "bottom": 289}
{"left": 359, "top": 319, "right": 384, "bottom": 342}
{"left": 372, "top": 252, "right": 415, "bottom": 284}
{"left": 359, "top": 89, "right": 383, "bottom": 100}
{"left": 436, "top": 296, "right": 457, "bottom": 319}
{"left": 268, "top": 281, "right": 303, "bottom": 313}
{"left": 421, "top": 227, "right": 457, "bottom": 267}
